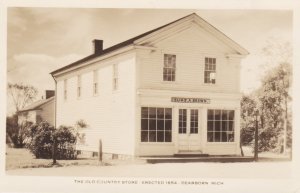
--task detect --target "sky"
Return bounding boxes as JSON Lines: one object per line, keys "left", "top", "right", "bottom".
{"left": 7, "top": 8, "right": 293, "bottom": 114}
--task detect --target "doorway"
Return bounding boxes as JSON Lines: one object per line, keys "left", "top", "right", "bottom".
{"left": 178, "top": 108, "right": 201, "bottom": 152}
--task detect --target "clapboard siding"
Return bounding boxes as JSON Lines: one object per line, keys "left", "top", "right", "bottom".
{"left": 37, "top": 100, "right": 55, "bottom": 125}
{"left": 56, "top": 51, "right": 136, "bottom": 155}
{"left": 138, "top": 26, "right": 241, "bottom": 93}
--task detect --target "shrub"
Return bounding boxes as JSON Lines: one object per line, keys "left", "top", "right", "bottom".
{"left": 53, "top": 125, "right": 77, "bottom": 160}
{"left": 6, "top": 114, "right": 32, "bottom": 148}
{"left": 26, "top": 122, "right": 55, "bottom": 159}
{"left": 26, "top": 122, "right": 77, "bottom": 159}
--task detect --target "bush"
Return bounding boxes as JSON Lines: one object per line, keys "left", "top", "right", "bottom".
{"left": 6, "top": 114, "right": 32, "bottom": 148}
{"left": 26, "top": 122, "right": 77, "bottom": 159}
{"left": 53, "top": 125, "right": 77, "bottom": 160}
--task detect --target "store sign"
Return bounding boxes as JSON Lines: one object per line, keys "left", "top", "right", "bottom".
{"left": 171, "top": 97, "right": 210, "bottom": 104}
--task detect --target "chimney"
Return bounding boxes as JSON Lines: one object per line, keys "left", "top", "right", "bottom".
{"left": 45, "top": 90, "right": 55, "bottom": 99}
{"left": 93, "top": 39, "right": 103, "bottom": 54}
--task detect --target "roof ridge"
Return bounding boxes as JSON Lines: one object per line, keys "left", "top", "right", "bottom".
{"left": 51, "top": 13, "right": 196, "bottom": 75}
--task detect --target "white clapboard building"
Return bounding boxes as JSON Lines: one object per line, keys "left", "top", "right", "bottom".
{"left": 51, "top": 13, "right": 249, "bottom": 158}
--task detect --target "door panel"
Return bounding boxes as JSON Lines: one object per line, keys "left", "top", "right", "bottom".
{"left": 178, "top": 109, "right": 201, "bottom": 152}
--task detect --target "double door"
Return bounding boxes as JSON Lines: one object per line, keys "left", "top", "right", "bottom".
{"left": 178, "top": 108, "right": 202, "bottom": 152}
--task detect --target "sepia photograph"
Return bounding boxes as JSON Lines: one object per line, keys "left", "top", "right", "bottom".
{"left": 1, "top": 2, "right": 299, "bottom": 193}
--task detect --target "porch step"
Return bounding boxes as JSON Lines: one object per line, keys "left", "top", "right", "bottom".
{"left": 144, "top": 156, "right": 255, "bottom": 164}
{"left": 174, "top": 153, "right": 209, "bottom": 157}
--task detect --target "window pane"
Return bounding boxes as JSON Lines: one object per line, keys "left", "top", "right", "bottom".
{"left": 149, "top": 108, "right": 156, "bottom": 119}
{"left": 165, "top": 108, "right": 172, "bottom": 119}
{"left": 157, "top": 131, "right": 164, "bottom": 142}
{"left": 157, "top": 108, "right": 164, "bottom": 119}
{"left": 141, "top": 107, "right": 148, "bottom": 118}
{"left": 228, "top": 121, "right": 234, "bottom": 131}
{"left": 207, "top": 121, "right": 214, "bottom": 131}
{"left": 221, "top": 132, "right": 227, "bottom": 142}
{"left": 165, "top": 120, "right": 172, "bottom": 130}
{"left": 215, "top": 121, "right": 221, "bottom": 131}
{"left": 228, "top": 133, "right": 234, "bottom": 142}
{"left": 221, "top": 121, "right": 228, "bottom": 131}
{"left": 214, "top": 132, "right": 221, "bottom": 142}
{"left": 141, "top": 131, "right": 148, "bottom": 142}
{"left": 207, "top": 132, "right": 214, "bottom": 142}
{"left": 228, "top": 110, "right": 234, "bottom": 120}
{"left": 215, "top": 110, "right": 221, "bottom": 120}
{"left": 149, "top": 131, "right": 156, "bottom": 142}
{"left": 149, "top": 119, "right": 156, "bottom": 130}
{"left": 157, "top": 120, "right": 164, "bottom": 130}
{"left": 222, "top": 110, "right": 228, "bottom": 120}
{"left": 141, "top": 119, "right": 148, "bottom": 130}
{"left": 165, "top": 131, "right": 172, "bottom": 142}
{"left": 191, "top": 127, "right": 198, "bottom": 134}
{"left": 208, "top": 110, "right": 214, "bottom": 120}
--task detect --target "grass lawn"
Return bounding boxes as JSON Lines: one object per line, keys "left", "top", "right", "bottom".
{"left": 6, "top": 146, "right": 291, "bottom": 171}
{"left": 5, "top": 147, "right": 103, "bottom": 170}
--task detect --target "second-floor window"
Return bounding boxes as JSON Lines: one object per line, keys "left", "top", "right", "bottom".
{"left": 77, "top": 75, "right": 81, "bottom": 98}
{"left": 113, "top": 64, "right": 118, "bottom": 90}
{"left": 163, "top": 54, "right": 176, "bottom": 81}
{"left": 204, "top": 57, "right": 216, "bottom": 84}
{"left": 93, "top": 70, "right": 98, "bottom": 95}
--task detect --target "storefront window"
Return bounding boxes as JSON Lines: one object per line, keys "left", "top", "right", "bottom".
{"left": 207, "top": 109, "right": 234, "bottom": 142}
{"left": 141, "top": 107, "right": 172, "bottom": 142}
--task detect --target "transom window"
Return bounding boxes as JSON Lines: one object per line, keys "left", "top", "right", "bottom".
{"left": 204, "top": 57, "right": 216, "bottom": 84}
{"left": 207, "top": 109, "right": 234, "bottom": 142}
{"left": 163, "top": 54, "right": 176, "bottom": 81}
{"left": 141, "top": 107, "right": 172, "bottom": 142}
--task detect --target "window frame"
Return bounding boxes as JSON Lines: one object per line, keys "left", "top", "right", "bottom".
{"left": 204, "top": 57, "right": 217, "bottom": 84}
{"left": 141, "top": 107, "right": 173, "bottom": 143}
{"left": 207, "top": 109, "right": 235, "bottom": 143}
{"left": 163, "top": 54, "right": 176, "bottom": 82}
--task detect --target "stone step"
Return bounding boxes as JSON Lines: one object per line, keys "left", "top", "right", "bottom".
{"left": 145, "top": 157, "right": 255, "bottom": 164}
{"left": 174, "top": 153, "right": 209, "bottom": 157}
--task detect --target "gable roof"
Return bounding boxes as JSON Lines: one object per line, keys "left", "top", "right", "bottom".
{"left": 51, "top": 13, "right": 249, "bottom": 76}
{"left": 18, "top": 97, "right": 54, "bottom": 113}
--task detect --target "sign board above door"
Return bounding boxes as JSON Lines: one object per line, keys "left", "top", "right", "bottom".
{"left": 171, "top": 97, "right": 210, "bottom": 104}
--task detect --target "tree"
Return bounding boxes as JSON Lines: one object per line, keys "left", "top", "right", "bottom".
{"left": 6, "top": 83, "right": 38, "bottom": 148}
{"left": 256, "top": 62, "right": 292, "bottom": 152}
{"left": 240, "top": 95, "right": 257, "bottom": 146}
{"left": 241, "top": 62, "right": 292, "bottom": 153}
{"left": 7, "top": 83, "right": 38, "bottom": 113}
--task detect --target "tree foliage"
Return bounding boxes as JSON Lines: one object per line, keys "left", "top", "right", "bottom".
{"left": 241, "top": 39, "right": 292, "bottom": 153}
{"left": 241, "top": 63, "right": 292, "bottom": 152}
{"left": 7, "top": 83, "right": 38, "bottom": 113}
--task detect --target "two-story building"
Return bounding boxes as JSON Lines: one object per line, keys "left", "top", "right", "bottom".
{"left": 51, "top": 13, "right": 249, "bottom": 158}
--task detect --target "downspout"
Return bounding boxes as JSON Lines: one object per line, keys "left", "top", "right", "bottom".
{"left": 50, "top": 73, "right": 57, "bottom": 128}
